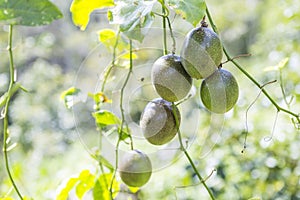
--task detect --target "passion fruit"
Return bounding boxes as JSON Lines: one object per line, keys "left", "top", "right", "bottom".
{"left": 181, "top": 24, "right": 223, "bottom": 79}
{"left": 119, "top": 150, "right": 152, "bottom": 187}
{"left": 151, "top": 54, "right": 192, "bottom": 102}
{"left": 140, "top": 98, "right": 180, "bottom": 145}
{"left": 200, "top": 68, "right": 239, "bottom": 114}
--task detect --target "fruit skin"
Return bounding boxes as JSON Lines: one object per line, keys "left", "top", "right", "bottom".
{"left": 151, "top": 54, "right": 192, "bottom": 102}
{"left": 181, "top": 26, "right": 223, "bottom": 79}
{"left": 140, "top": 98, "right": 181, "bottom": 145}
{"left": 119, "top": 150, "right": 152, "bottom": 187}
{"left": 200, "top": 68, "right": 239, "bottom": 114}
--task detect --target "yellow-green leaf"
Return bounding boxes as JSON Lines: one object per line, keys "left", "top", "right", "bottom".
{"left": 76, "top": 170, "right": 96, "bottom": 199}
{"left": 120, "top": 52, "right": 138, "bottom": 60}
{"left": 92, "top": 110, "right": 121, "bottom": 127}
{"left": 98, "top": 28, "right": 131, "bottom": 53}
{"left": 93, "top": 173, "right": 120, "bottom": 199}
{"left": 60, "top": 87, "right": 81, "bottom": 109}
{"left": 128, "top": 186, "right": 140, "bottom": 193}
{"left": 56, "top": 177, "right": 79, "bottom": 200}
{"left": 264, "top": 57, "right": 289, "bottom": 71}
{"left": 70, "top": 0, "right": 114, "bottom": 30}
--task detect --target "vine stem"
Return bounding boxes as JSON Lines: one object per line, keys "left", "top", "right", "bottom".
{"left": 101, "top": 30, "right": 121, "bottom": 93}
{"left": 2, "top": 25, "right": 24, "bottom": 199}
{"left": 205, "top": 7, "right": 300, "bottom": 124}
{"left": 109, "top": 39, "right": 134, "bottom": 199}
{"left": 172, "top": 103, "right": 216, "bottom": 200}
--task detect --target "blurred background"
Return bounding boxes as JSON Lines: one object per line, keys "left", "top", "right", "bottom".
{"left": 0, "top": 0, "right": 300, "bottom": 199}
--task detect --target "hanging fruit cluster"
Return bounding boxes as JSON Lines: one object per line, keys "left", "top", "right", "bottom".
{"left": 119, "top": 18, "right": 239, "bottom": 187}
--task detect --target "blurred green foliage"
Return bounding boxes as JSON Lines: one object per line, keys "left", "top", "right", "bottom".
{"left": 0, "top": 0, "right": 300, "bottom": 199}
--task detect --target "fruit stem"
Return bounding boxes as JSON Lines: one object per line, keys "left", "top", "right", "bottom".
{"left": 205, "top": 6, "right": 300, "bottom": 124}
{"left": 161, "top": 0, "right": 168, "bottom": 55}
{"left": 2, "top": 25, "right": 24, "bottom": 200}
{"left": 172, "top": 103, "right": 216, "bottom": 200}
{"left": 201, "top": 16, "right": 208, "bottom": 28}
{"left": 153, "top": 10, "right": 176, "bottom": 54}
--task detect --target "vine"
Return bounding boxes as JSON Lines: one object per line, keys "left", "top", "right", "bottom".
{"left": 0, "top": 1, "right": 62, "bottom": 199}
{"left": 205, "top": 7, "right": 300, "bottom": 125}
{"left": 109, "top": 39, "right": 134, "bottom": 198}
{"left": 0, "top": 0, "right": 297, "bottom": 198}
{"left": 2, "top": 24, "right": 24, "bottom": 200}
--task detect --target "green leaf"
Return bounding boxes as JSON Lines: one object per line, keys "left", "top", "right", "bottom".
{"left": 92, "top": 110, "right": 121, "bottom": 127}
{"left": 108, "top": 0, "right": 155, "bottom": 42}
{"left": 56, "top": 177, "right": 79, "bottom": 200}
{"left": 166, "top": 0, "right": 206, "bottom": 26}
{"left": 119, "top": 126, "right": 131, "bottom": 141}
{"left": 60, "top": 87, "right": 81, "bottom": 109}
{"left": 75, "top": 170, "right": 96, "bottom": 199}
{"left": 0, "top": 0, "right": 63, "bottom": 26}
{"left": 70, "top": 0, "right": 114, "bottom": 30}
{"left": 93, "top": 173, "right": 120, "bottom": 200}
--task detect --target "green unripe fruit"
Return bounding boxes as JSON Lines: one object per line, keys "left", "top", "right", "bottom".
{"left": 200, "top": 68, "right": 239, "bottom": 114}
{"left": 151, "top": 54, "right": 192, "bottom": 102}
{"left": 140, "top": 98, "right": 181, "bottom": 145}
{"left": 181, "top": 25, "right": 223, "bottom": 79}
{"left": 119, "top": 150, "right": 152, "bottom": 187}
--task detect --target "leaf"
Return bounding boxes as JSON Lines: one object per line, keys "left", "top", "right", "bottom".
{"left": 98, "top": 29, "right": 130, "bottom": 54}
{"left": 88, "top": 92, "right": 112, "bottom": 105}
{"left": 70, "top": 0, "right": 114, "bottom": 30}
{"left": 92, "top": 110, "right": 121, "bottom": 127}
{"left": 75, "top": 170, "right": 96, "bottom": 199}
{"left": 56, "top": 177, "right": 79, "bottom": 200}
{"left": 56, "top": 170, "right": 96, "bottom": 200}
{"left": 119, "top": 126, "right": 131, "bottom": 141}
{"left": 0, "top": 92, "right": 8, "bottom": 108}
{"left": 90, "top": 147, "right": 114, "bottom": 171}
{"left": 6, "top": 142, "right": 17, "bottom": 152}
{"left": 93, "top": 173, "right": 120, "bottom": 200}
{"left": 166, "top": 0, "right": 206, "bottom": 26}
{"left": 128, "top": 186, "right": 140, "bottom": 193}
{"left": 264, "top": 57, "right": 289, "bottom": 71}
{"left": 1, "top": 83, "right": 28, "bottom": 108}
{"left": 120, "top": 52, "right": 138, "bottom": 60}
{"left": 247, "top": 197, "right": 261, "bottom": 200}
{"left": 60, "top": 87, "right": 81, "bottom": 109}
{"left": 108, "top": 0, "right": 155, "bottom": 42}
{"left": 0, "top": 0, "right": 63, "bottom": 26}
